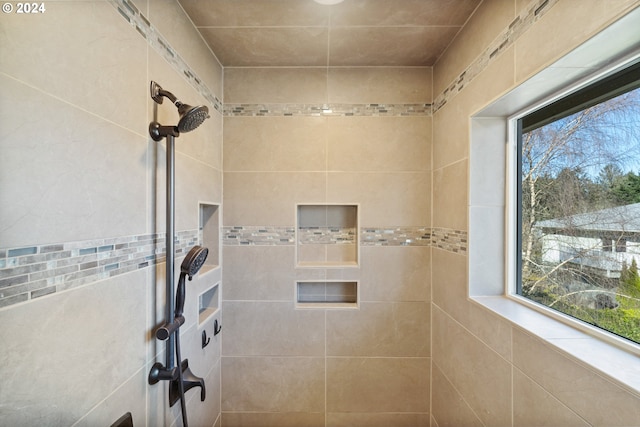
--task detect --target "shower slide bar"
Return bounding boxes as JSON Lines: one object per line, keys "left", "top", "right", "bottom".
{"left": 146, "top": 81, "right": 210, "bottom": 427}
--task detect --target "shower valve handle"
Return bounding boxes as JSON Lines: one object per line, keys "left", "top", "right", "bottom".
{"left": 156, "top": 315, "right": 185, "bottom": 341}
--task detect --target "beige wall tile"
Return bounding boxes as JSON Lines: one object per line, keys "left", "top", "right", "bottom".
{"left": 0, "top": 272, "right": 147, "bottom": 425}
{"left": 327, "top": 412, "right": 430, "bottom": 427}
{"left": 431, "top": 364, "right": 484, "bottom": 427}
{"left": 434, "top": 0, "right": 516, "bottom": 95}
{"left": 327, "top": 117, "right": 431, "bottom": 172}
{"left": 326, "top": 302, "right": 430, "bottom": 357}
{"left": 326, "top": 357, "right": 430, "bottom": 412}
{"left": 0, "top": 76, "right": 148, "bottom": 247}
{"left": 327, "top": 172, "right": 431, "bottom": 227}
{"left": 328, "top": 67, "right": 432, "bottom": 104}
{"left": 74, "top": 368, "right": 148, "bottom": 426}
{"left": 221, "top": 357, "right": 325, "bottom": 412}
{"left": 433, "top": 160, "right": 468, "bottom": 231}
{"left": 513, "top": 369, "right": 590, "bottom": 427}
{"left": 222, "top": 301, "right": 325, "bottom": 356}
{"left": 359, "top": 246, "right": 431, "bottom": 302}
{"left": 222, "top": 412, "right": 325, "bottom": 427}
{"left": 224, "top": 117, "right": 327, "bottom": 172}
{"left": 223, "top": 246, "right": 296, "bottom": 301}
{"left": 0, "top": 1, "right": 147, "bottom": 135}
{"left": 513, "top": 329, "right": 640, "bottom": 426}
{"left": 224, "top": 172, "right": 326, "bottom": 225}
{"left": 224, "top": 68, "right": 328, "bottom": 104}
{"left": 515, "top": 0, "right": 639, "bottom": 83}
{"left": 432, "top": 305, "right": 512, "bottom": 426}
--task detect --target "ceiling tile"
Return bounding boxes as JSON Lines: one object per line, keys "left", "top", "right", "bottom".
{"left": 179, "top": 0, "right": 330, "bottom": 27}
{"left": 329, "top": 0, "right": 481, "bottom": 26}
{"left": 178, "top": 0, "right": 482, "bottom": 67}
{"left": 199, "top": 27, "right": 329, "bottom": 67}
{"left": 329, "top": 26, "right": 461, "bottom": 66}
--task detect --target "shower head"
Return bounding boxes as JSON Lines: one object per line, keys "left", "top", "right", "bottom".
{"left": 177, "top": 103, "right": 209, "bottom": 133}
{"left": 149, "top": 81, "right": 210, "bottom": 137}
{"left": 181, "top": 245, "right": 209, "bottom": 279}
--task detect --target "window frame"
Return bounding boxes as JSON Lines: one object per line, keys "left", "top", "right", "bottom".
{"left": 507, "top": 58, "right": 640, "bottom": 352}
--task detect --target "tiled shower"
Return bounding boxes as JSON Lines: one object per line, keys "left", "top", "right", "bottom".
{"left": 1, "top": 1, "right": 640, "bottom": 426}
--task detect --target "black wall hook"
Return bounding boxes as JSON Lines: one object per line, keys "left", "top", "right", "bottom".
{"left": 213, "top": 319, "right": 222, "bottom": 336}
{"left": 201, "top": 330, "right": 210, "bottom": 348}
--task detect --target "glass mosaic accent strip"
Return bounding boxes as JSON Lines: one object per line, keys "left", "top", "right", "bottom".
{"left": 222, "top": 225, "right": 467, "bottom": 252}
{"left": 108, "top": 0, "right": 223, "bottom": 114}
{"left": 433, "top": 0, "right": 557, "bottom": 113}
{"left": 361, "top": 227, "right": 432, "bottom": 246}
{"left": 222, "top": 226, "right": 296, "bottom": 246}
{"left": 431, "top": 228, "right": 468, "bottom": 253}
{"left": 298, "top": 227, "right": 357, "bottom": 245}
{"left": 0, "top": 230, "right": 199, "bottom": 309}
{"left": 224, "top": 103, "right": 431, "bottom": 117}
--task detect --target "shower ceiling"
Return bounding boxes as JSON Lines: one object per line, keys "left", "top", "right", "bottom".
{"left": 178, "top": 0, "right": 482, "bottom": 67}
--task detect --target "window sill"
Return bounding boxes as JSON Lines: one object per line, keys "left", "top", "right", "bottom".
{"left": 471, "top": 295, "right": 640, "bottom": 396}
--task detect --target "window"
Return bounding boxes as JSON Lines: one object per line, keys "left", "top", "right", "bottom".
{"left": 516, "top": 61, "right": 640, "bottom": 345}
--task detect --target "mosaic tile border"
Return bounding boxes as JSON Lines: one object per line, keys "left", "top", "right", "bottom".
{"left": 0, "top": 230, "right": 199, "bottom": 309}
{"left": 432, "top": 0, "right": 557, "bottom": 113}
{"left": 108, "top": 0, "right": 223, "bottom": 114}
{"left": 224, "top": 103, "right": 432, "bottom": 117}
{"left": 222, "top": 226, "right": 466, "bottom": 251}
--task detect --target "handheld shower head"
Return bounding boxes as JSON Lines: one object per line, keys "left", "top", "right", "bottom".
{"left": 174, "top": 246, "right": 209, "bottom": 318}
{"left": 181, "top": 245, "right": 209, "bottom": 279}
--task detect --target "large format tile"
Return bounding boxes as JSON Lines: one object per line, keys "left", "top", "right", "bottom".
{"left": 224, "top": 117, "right": 327, "bottom": 172}
{"left": 327, "top": 172, "right": 430, "bottom": 227}
{"left": 0, "top": 1, "right": 147, "bottom": 135}
{"left": 0, "top": 271, "right": 147, "bottom": 425}
{"left": 513, "top": 369, "right": 590, "bottom": 427}
{"left": 224, "top": 172, "right": 326, "bottom": 226}
{"left": 327, "top": 116, "right": 431, "bottom": 172}
{"left": 359, "top": 246, "right": 431, "bottom": 302}
{"left": 328, "top": 67, "right": 432, "bottom": 104}
{"left": 513, "top": 328, "right": 640, "bottom": 426}
{"left": 326, "top": 302, "right": 430, "bottom": 357}
{"left": 224, "top": 67, "right": 328, "bottom": 104}
{"left": 221, "top": 357, "right": 325, "bottom": 412}
{"left": 432, "top": 305, "right": 512, "bottom": 426}
{"left": 0, "top": 76, "right": 147, "bottom": 247}
{"left": 223, "top": 246, "right": 296, "bottom": 301}
{"left": 222, "top": 301, "right": 325, "bottom": 356}
{"left": 326, "top": 357, "right": 429, "bottom": 413}
{"left": 431, "top": 364, "right": 484, "bottom": 427}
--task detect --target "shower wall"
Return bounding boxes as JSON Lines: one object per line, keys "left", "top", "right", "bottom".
{"left": 0, "top": 1, "right": 223, "bottom": 426}
{"left": 431, "top": 0, "right": 640, "bottom": 425}
{"left": 221, "top": 67, "right": 433, "bottom": 426}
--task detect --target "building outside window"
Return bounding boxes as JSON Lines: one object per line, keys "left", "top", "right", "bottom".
{"left": 516, "top": 61, "right": 640, "bottom": 345}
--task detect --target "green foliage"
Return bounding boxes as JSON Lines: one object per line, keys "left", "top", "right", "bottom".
{"left": 611, "top": 172, "right": 640, "bottom": 204}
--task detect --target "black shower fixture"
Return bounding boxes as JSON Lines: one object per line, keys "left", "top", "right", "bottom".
{"left": 147, "top": 81, "right": 209, "bottom": 427}
{"left": 149, "top": 81, "right": 210, "bottom": 139}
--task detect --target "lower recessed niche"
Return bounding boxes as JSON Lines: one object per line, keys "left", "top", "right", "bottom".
{"left": 198, "top": 283, "right": 219, "bottom": 325}
{"left": 296, "top": 281, "right": 358, "bottom": 308}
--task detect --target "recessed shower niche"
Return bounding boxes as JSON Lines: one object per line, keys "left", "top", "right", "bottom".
{"left": 199, "top": 203, "right": 219, "bottom": 273}
{"left": 296, "top": 281, "right": 358, "bottom": 308}
{"left": 296, "top": 204, "right": 358, "bottom": 267}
